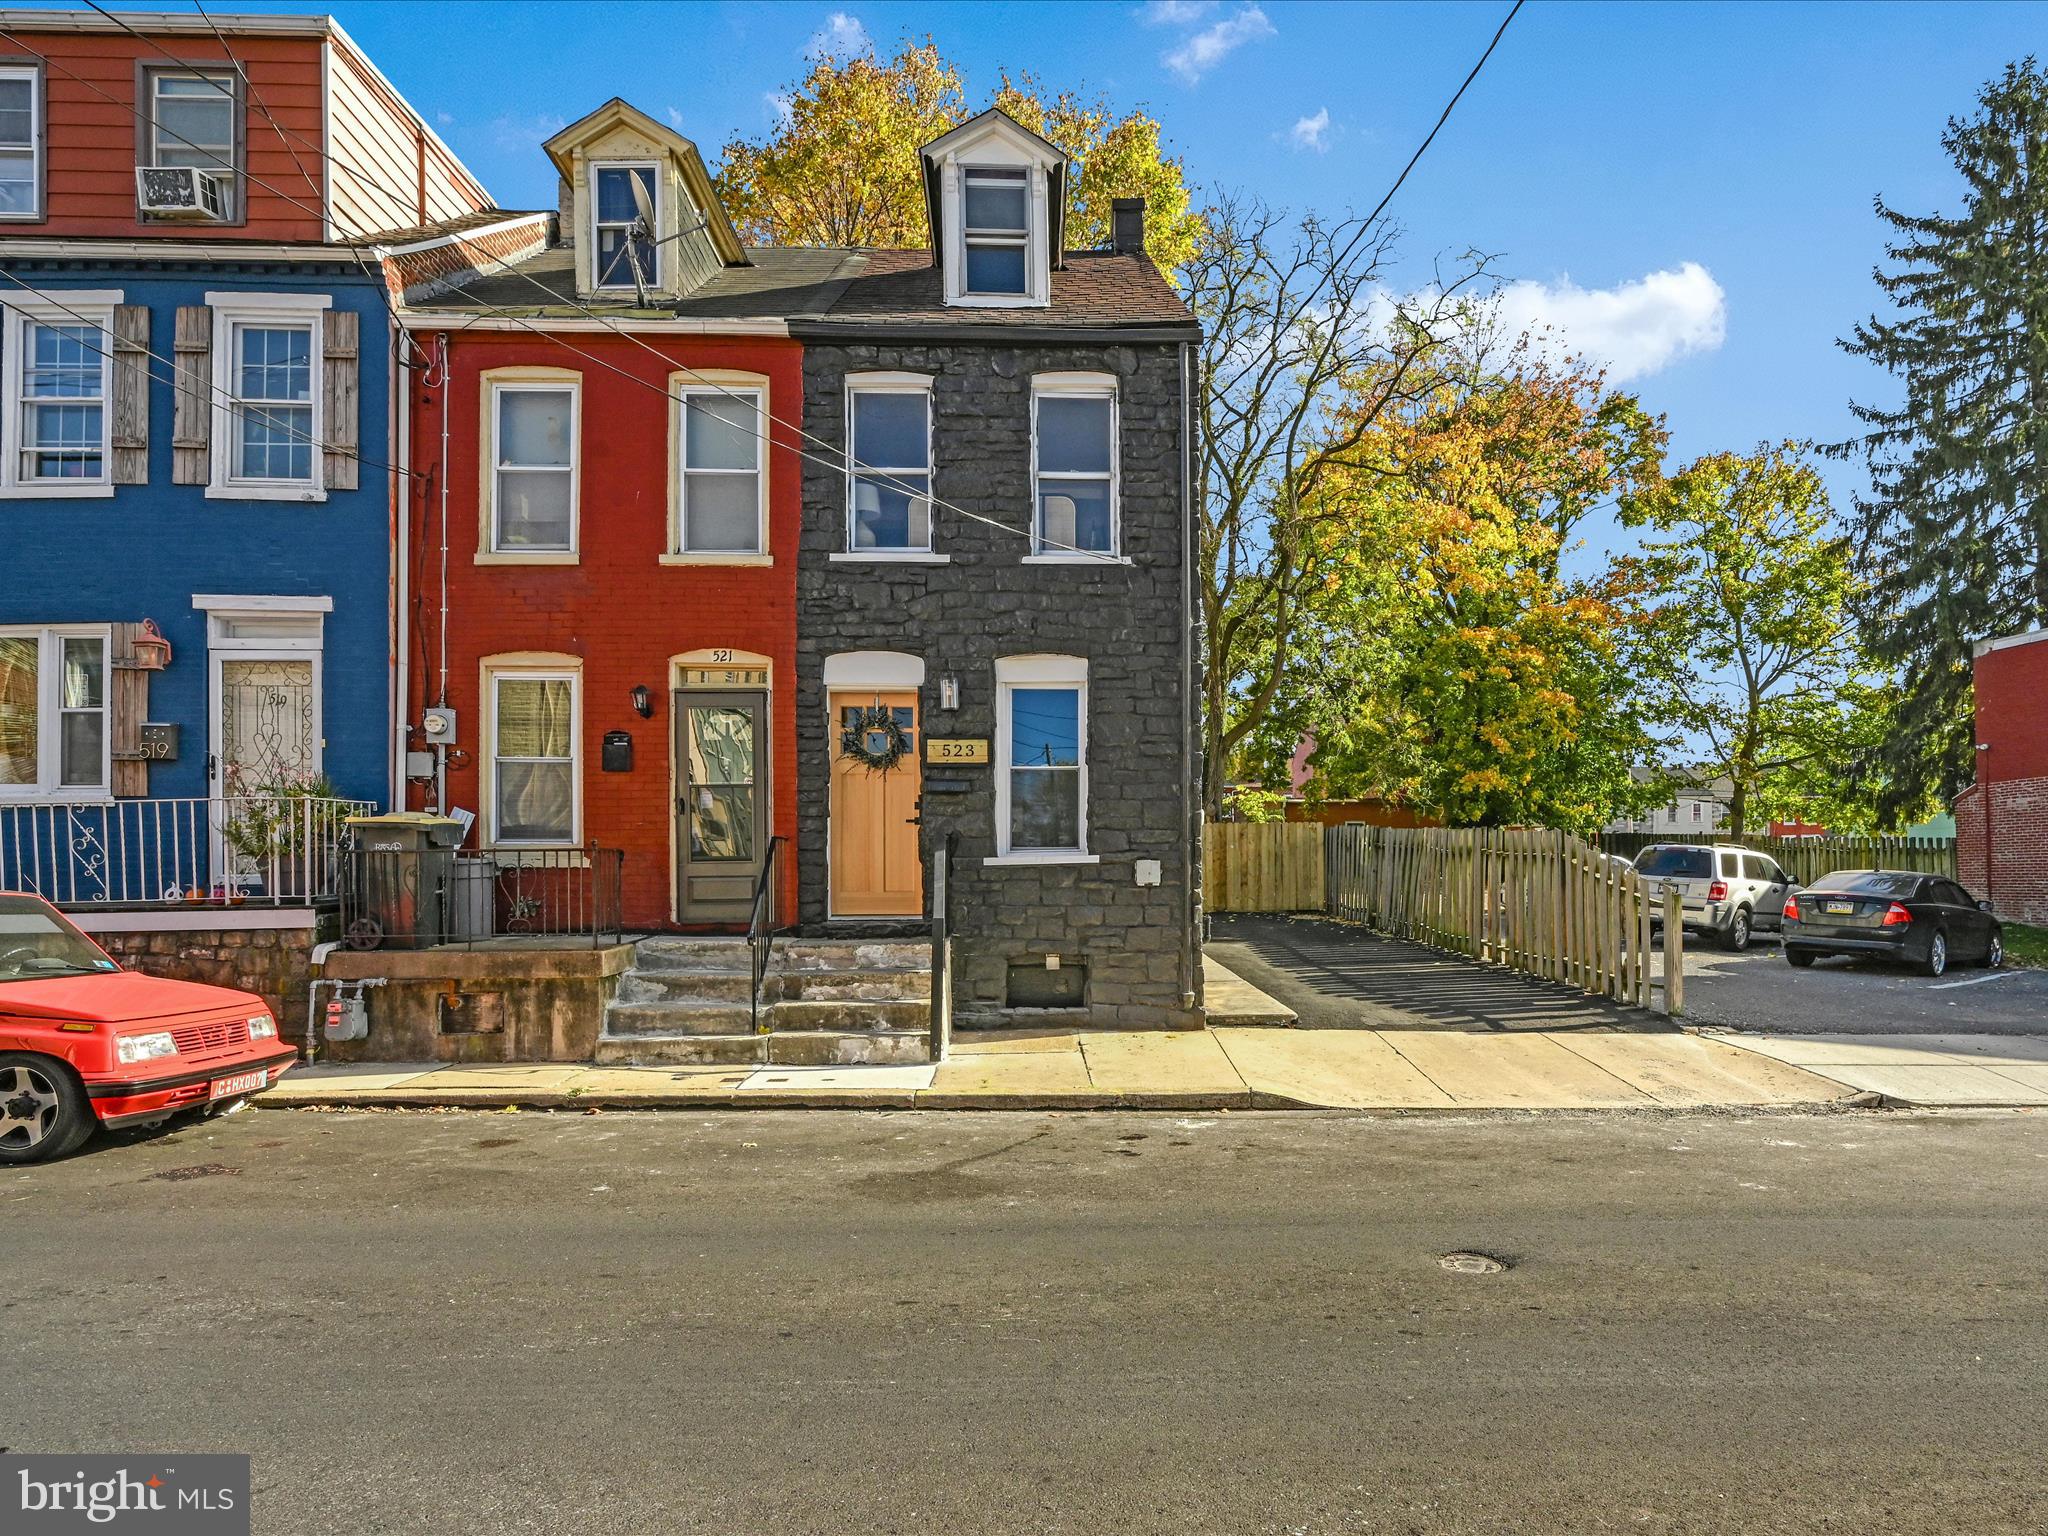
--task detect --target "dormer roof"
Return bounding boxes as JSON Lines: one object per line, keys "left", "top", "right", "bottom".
{"left": 543, "top": 97, "right": 746, "bottom": 270}
{"left": 918, "top": 108, "right": 1069, "bottom": 308}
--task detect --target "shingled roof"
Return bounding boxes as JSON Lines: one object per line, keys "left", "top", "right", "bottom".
{"left": 803, "top": 247, "right": 1195, "bottom": 333}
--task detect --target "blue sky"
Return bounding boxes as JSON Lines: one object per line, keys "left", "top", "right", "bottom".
{"left": 92, "top": 0, "right": 2048, "bottom": 543}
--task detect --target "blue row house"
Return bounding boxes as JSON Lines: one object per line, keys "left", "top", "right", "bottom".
{"left": 0, "top": 9, "right": 513, "bottom": 1025}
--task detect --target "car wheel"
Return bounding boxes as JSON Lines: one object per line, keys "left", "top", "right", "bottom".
{"left": 1725, "top": 908, "right": 1752, "bottom": 952}
{"left": 1785, "top": 947, "right": 1816, "bottom": 969}
{"left": 1919, "top": 929, "right": 1948, "bottom": 979}
{"left": 0, "top": 1053, "right": 95, "bottom": 1165}
{"left": 1986, "top": 928, "right": 2004, "bottom": 969}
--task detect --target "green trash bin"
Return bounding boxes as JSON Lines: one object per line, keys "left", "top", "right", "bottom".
{"left": 343, "top": 813, "right": 465, "bottom": 950}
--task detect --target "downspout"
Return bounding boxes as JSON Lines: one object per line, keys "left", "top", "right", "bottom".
{"left": 390, "top": 311, "right": 409, "bottom": 810}
{"left": 435, "top": 331, "right": 451, "bottom": 815}
{"left": 1180, "top": 339, "right": 1200, "bottom": 1014}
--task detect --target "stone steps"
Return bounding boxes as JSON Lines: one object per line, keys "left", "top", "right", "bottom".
{"left": 598, "top": 935, "right": 934, "bottom": 1066}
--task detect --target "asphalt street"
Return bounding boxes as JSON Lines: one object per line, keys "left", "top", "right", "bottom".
{"left": 1674, "top": 937, "right": 2048, "bottom": 1034}
{"left": 9, "top": 1105, "right": 2048, "bottom": 1533}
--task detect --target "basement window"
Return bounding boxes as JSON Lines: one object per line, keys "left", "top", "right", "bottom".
{"left": 1006, "top": 960, "right": 1086, "bottom": 1010}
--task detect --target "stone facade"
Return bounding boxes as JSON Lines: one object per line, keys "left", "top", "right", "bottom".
{"left": 82, "top": 916, "right": 328, "bottom": 1046}
{"left": 793, "top": 338, "right": 1201, "bottom": 1029}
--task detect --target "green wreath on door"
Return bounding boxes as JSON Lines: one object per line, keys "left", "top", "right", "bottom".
{"left": 840, "top": 702, "right": 913, "bottom": 774}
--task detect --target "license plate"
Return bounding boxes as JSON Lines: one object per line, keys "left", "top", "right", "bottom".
{"left": 209, "top": 1068, "right": 268, "bottom": 1101}
{"left": 1824, "top": 901, "right": 1855, "bottom": 916}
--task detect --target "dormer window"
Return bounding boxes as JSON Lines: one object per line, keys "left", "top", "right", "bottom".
{"left": 593, "top": 164, "right": 658, "bottom": 290}
{"left": 141, "top": 69, "right": 240, "bottom": 220}
{"left": 963, "top": 167, "right": 1029, "bottom": 296}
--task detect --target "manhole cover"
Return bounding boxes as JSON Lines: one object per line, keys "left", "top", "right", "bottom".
{"left": 1438, "top": 1250, "right": 1509, "bottom": 1275}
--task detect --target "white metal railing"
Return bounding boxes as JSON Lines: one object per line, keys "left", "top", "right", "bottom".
{"left": 0, "top": 795, "right": 377, "bottom": 907}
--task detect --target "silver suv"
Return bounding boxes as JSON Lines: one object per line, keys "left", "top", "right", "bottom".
{"left": 1635, "top": 843, "right": 1799, "bottom": 952}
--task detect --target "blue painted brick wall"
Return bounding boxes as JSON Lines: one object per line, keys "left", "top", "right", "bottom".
{"left": 0, "top": 261, "right": 391, "bottom": 809}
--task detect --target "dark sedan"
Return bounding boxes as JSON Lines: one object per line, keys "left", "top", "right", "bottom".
{"left": 1782, "top": 870, "right": 2003, "bottom": 977}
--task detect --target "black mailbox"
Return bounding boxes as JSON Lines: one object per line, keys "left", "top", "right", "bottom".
{"left": 601, "top": 731, "right": 634, "bottom": 772}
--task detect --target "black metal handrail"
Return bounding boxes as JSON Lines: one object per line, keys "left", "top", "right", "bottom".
{"left": 337, "top": 843, "right": 624, "bottom": 951}
{"left": 929, "top": 831, "right": 959, "bottom": 1061}
{"left": 747, "top": 836, "right": 788, "bottom": 1034}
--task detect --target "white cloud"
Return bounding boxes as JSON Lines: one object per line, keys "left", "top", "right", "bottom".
{"left": 808, "top": 10, "right": 869, "bottom": 59}
{"left": 1142, "top": 0, "right": 1217, "bottom": 23}
{"left": 1289, "top": 107, "right": 1330, "bottom": 152}
{"left": 1163, "top": 4, "right": 1274, "bottom": 83}
{"left": 667, "top": 106, "right": 685, "bottom": 129}
{"left": 1491, "top": 262, "right": 1728, "bottom": 382}
{"left": 488, "top": 112, "right": 565, "bottom": 154}
{"left": 764, "top": 90, "right": 795, "bottom": 127}
{"left": 435, "top": 110, "right": 454, "bottom": 128}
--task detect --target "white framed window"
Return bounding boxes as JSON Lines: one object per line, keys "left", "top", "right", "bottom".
{"left": 1030, "top": 373, "right": 1118, "bottom": 557}
{"left": 145, "top": 69, "right": 238, "bottom": 217}
{"left": 206, "top": 293, "right": 328, "bottom": 501}
{"left": 487, "top": 378, "right": 578, "bottom": 555}
{"left": 1, "top": 292, "right": 116, "bottom": 497}
{"left": 0, "top": 64, "right": 42, "bottom": 220}
{"left": 990, "top": 655, "right": 1096, "bottom": 864}
{"left": 592, "top": 163, "right": 659, "bottom": 290}
{"left": 0, "top": 625, "right": 110, "bottom": 799}
{"left": 674, "top": 384, "right": 764, "bottom": 555}
{"left": 846, "top": 375, "right": 932, "bottom": 553}
{"left": 485, "top": 663, "right": 580, "bottom": 847}
{"left": 962, "top": 166, "right": 1029, "bottom": 296}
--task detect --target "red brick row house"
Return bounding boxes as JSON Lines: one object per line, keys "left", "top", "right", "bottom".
{"left": 1957, "top": 627, "right": 2048, "bottom": 925}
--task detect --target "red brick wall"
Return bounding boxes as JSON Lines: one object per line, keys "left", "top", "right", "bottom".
{"left": 406, "top": 329, "right": 802, "bottom": 930}
{"left": 1959, "top": 630, "right": 2048, "bottom": 925}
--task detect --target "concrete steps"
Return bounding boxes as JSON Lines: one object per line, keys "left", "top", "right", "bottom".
{"left": 597, "top": 936, "right": 933, "bottom": 1066}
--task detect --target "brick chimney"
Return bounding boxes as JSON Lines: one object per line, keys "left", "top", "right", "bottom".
{"left": 1111, "top": 197, "right": 1146, "bottom": 256}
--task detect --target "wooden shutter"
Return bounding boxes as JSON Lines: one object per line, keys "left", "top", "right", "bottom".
{"left": 171, "top": 304, "right": 211, "bottom": 485}
{"left": 111, "top": 305, "right": 150, "bottom": 485}
{"left": 322, "top": 308, "right": 360, "bottom": 491}
{"left": 108, "top": 623, "right": 150, "bottom": 799}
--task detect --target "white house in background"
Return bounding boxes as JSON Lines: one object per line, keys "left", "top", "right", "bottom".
{"left": 1604, "top": 768, "right": 1734, "bottom": 837}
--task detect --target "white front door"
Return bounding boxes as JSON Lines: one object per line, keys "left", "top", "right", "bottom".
{"left": 209, "top": 648, "right": 321, "bottom": 890}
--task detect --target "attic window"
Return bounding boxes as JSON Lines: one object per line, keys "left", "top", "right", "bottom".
{"left": 963, "top": 167, "right": 1028, "bottom": 295}
{"left": 593, "top": 164, "right": 658, "bottom": 290}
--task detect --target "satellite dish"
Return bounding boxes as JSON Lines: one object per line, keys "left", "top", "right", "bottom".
{"left": 626, "top": 171, "right": 656, "bottom": 306}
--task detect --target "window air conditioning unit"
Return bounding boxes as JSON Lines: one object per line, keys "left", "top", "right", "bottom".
{"left": 135, "top": 165, "right": 230, "bottom": 221}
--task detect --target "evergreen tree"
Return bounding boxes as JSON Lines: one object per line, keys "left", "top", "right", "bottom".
{"left": 1832, "top": 60, "right": 2048, "bottom": 820}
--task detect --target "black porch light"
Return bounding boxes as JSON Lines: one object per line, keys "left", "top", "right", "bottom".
{"left": 631, "top": 685, "right": 653, "bottom": 718}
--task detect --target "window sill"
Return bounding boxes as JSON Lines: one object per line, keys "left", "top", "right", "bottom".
{"left": 950, "top": 294, "right": 1051, "bottom": 309}
{"left": 983, "top": 852, "right": 1100, "bottom": 867}
{"left": 206, "top": 484, "right": 327, "bottom": 504}
{"left": 476, "top": 551, "right": 579, "bottom": 566}
{"left": 1021, "top": 553, "right": 1130, "bottom": 566}
{"left": 0, "top": 791, "right": 114, "bottom": 805}
{"left": 829, "top": 551, "right": 951, "bottom": 564}
{"left": 659, "top": 552, "right": 773, "bottom": 567}
{"left": 0, "top": 484, "right": 115, "bottom": 500}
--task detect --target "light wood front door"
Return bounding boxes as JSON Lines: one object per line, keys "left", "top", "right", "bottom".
{"left": 829, "top": 690, "right": 922, "bottom": 916}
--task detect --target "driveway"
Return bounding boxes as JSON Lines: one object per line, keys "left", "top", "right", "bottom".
{"left": 1206, "top": 913, "right": 1665, "bottom": 1032}
{"left": 1671, "top": 934, "right": 2048, "bottom": 1034}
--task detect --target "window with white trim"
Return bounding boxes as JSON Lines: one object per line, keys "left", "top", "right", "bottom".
{"left": 489, "top": 381, "right": 578, "bottom": 552}
{"left": 995, "top": 656, "right": 1089, "bottom": 857}
{"left": 678, "top": 388, "right": 763, "bottom": 553}
{"left": 145, "top": 70, "right": 238, "bottom": 216}
{"left": 0, "top": 65, "right": 41, "bottom": 219}
{"left": 963, "top": 166, "right": 1029, "bottom": 296}
{"left": 1031, "top": 378, "right": 1117, "bottom": 555}
{"left": 847, "top": 381, "right": 932, "bottom": 552}
{"left": 489, "top": 670, "right": 578, "bottom": 846}
{"left": 2, "top": 299, "right": 113, "bottom": 492}
{"left": 0, "top": 626, "right": 108, "bottom": 797}
{"left": 226, "top": 318, "right": 314, "bottom": 485}
{"left": 593, "top": 164, "right": 658, "bottom": 290}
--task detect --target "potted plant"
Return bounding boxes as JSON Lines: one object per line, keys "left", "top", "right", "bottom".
{"left": 224, "top": 771, "right": 340, "bottom": 900}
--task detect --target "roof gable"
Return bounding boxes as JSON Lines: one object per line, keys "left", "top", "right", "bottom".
{"left": 543, "top": 97, "right": 744, "bottom": 268}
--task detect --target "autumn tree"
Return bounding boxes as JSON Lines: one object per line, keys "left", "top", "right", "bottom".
{"left": 1261, "top": 333, "right": 1671, "bottom": 831}
{"left": 1830, "top": 60, "right": 2048, "bottom": 818}
{"left": 714, "top": 39, "right": 1200, "bottom": 269}
{"left": 1186, "top": 192, "right": 1490, "bottom": 816}
{"left": 1623, "top": 443, "right": 1894, "bottom": 836}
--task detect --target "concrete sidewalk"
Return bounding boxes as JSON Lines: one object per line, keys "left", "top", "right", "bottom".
{"left": 263, "top": 1025, "right": 1859, "bottom": 1113}
{"left": 1703, "top": 1031, "right": 2048, "bottom": 1108}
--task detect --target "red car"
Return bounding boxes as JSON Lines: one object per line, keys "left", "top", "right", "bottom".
{"left": 0, "top": 892, "right": 295, "bottom": 1163}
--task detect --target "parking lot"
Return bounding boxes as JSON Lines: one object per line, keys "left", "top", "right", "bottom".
{"left": 1671, "top": 931, "right": 2048, "bottom": 1035}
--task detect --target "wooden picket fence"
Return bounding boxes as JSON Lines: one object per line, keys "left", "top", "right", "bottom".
{"left": 1204, "top": 819, "right": 1326, "bottom": 913}
{"left": 1597, "top": 831, "right": 1955, "bottom": 886}
{"left": 1206, "top": 820, "right": 1671, "bottom": 1012}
